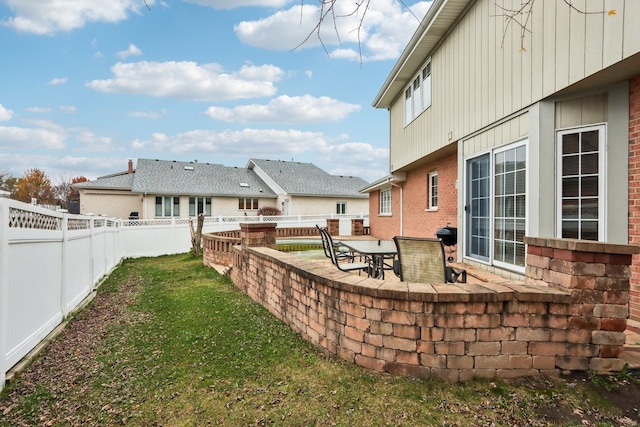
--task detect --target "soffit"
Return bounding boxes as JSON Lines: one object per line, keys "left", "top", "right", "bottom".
{"left": 373, "top": 0, "right": 473, "bottom": 109}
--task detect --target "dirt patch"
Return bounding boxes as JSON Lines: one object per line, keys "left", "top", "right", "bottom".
{"left": 0, "top": 276, "right": 143, "bottom": 426}
{"left": 509, "top": 371, "right": 640, "bottom": 426}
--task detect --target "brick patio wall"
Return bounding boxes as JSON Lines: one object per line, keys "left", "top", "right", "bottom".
{"left": 221, "top": 223, "right": 638, "bottom": 382}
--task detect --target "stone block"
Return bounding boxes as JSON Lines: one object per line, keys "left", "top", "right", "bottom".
{"left": 589, "top": 357, "right": 627, "bottom": 372}
{"left": 382, "top": 336, "right": 417, "bottom": 352}
{"left": 447, "top": 356, "right": 474, "bottom": 369}
{"left": 556, "top": 356, "right": 589, "bottom": 371}
{"left": 475, "top": 355, "right": 509, "bottom": 369}
{"left": 466, "top": 341, "right": 501, "bottom": 355}
{"left": 591, "top": 331, "right": 626, "bottom": 346}
{"left": 593, "top": 304, "right": 628, "bottom": 319}
{"left": 435, "top": 341, "right": 465, "bottom": 355}
{"left": 420, "top": 353, "right": 446, "bottom": 368}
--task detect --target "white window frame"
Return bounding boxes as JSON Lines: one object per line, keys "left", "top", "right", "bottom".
{"left": 336, "top": 202, "right": 346, "bottom": 215}
{"left": 379, "top": 188, "right": 392, "bottom": 215}
{"left": 155, "top": 196, "right": 180, "bottom": 217}
{"left": 464, "top": 139, "right": 528, "bottom": 273}
{"left": 404, "top": 59, "right": 431, "bottom": 126}
{"left": 428, "top": 171, "right": 438, "bottom": 210}
{"left": 189, "top": 197, "right": 212, "bottom": 216}
{"left": 555, "top": 124, "right": 606, "bottom": 241}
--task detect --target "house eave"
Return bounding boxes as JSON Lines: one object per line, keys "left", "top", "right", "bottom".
{"left": 372, "top": 0, "right": 473, "bottom": 109}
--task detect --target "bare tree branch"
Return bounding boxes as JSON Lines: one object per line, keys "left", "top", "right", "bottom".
{"left": 493, "top": 0, "right": 616, "bottom": 52}
{"left": 293, "top": 0, "right": 420, "bottom": 64}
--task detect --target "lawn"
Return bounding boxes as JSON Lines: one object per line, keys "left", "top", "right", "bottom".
{"left": 0, "top": 254, "right": 638, "bottom": 426}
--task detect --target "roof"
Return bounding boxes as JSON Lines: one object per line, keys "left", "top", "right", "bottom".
{"left": 372, "top": 0, "right": 472, "bottom": 109}
{"left": 72, "top": 171, "right": 135, "bottom": 191}
{"left": 248, "top": 158, "right": 369, "bottom": 198}
{"left": 131, "top": 159, "right": 276, "bottom": 197}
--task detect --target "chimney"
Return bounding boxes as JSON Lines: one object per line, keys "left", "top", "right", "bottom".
{"left": 128, "top": 159, "right": 133, "bottom": 174}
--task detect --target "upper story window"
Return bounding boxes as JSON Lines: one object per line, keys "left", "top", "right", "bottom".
{"left": 336, "top": 202, "right": 346, "bottom": 214}
{"left": 404, "top": 60, "right": 431, "bottom": 126}
{"left": 155, "top": 196, "right": 180, "bottom": 217}
{"left": 379, "top": 188, "right": 392, "bottom": 215}
{"left": 428, "top": 171, "right": 438, "bottom": 210}
{"left": 239, "top": 198, "right": 259, "bottom": 210}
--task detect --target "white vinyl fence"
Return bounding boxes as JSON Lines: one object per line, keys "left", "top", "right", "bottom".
{"left": 0, "top": 195, "right": 367, "bottom": 390}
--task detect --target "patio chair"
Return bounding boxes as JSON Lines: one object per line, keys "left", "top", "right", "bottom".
{"left": 316, "top": 225, "right": 354, "bottom": 261}
{"left": 392, "top": 236, "right": 467, "bottom": 283}
{"left": 320, "top": 227, "right": 371, "bottom": 275}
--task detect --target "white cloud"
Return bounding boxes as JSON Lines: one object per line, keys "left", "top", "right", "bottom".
{"left": 235, "top": 0, "right": 433, "bottom": 60}
{"left": 129, "top": 109, "right": 168, "bottom": 119}
{"left": 0, "top": 104, "right": 14, "bottom": 121}
{"left": 182, "top": 0, "right": 292, "bottom": 9}
{"left": 48, "top": 77, "right": 68, "bottom": 85}
{"left": 132, "top": 128, "right": 325, "bottom": 157}
{"left": 0, "top": 126, "right": 66, "bottom": 150}
{"left": 75, "top": 131, "right": 115, "bottom": 151}
{"left": 130, "top": 127, "right": 386, "bottom": 182}
{"left": 60, "top": 106, "right": 76, "bottom": 113}
{"left": 26, "top": 107, "right": 52, "bottom": 113}
{"left": 204, "top": 95, "right": 360, "bottom": 124}
{"left": 116, "top": 43, "right": 143, "bottom": 59}
{"left": 1, "top": 0, "right": 156, "bottom": 35}
{"left": 86, "top": 61, "right": 284, "bottom": 101}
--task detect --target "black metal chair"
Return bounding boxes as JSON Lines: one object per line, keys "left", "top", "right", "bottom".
{"left": 393, "top": 236, "right": 466, "bottom": 283}
{"left": 316, "top": 225, "right": 354, "bottom": 261}
{"left": 320, "top": 227, "right": 371, "bottom": 275}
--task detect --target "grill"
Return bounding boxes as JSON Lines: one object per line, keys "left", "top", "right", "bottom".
{"left": 436, "top": 226, "right": 457, "bottom": 247}
{"left": 436, "top": 225, "right": 457, "bottom": 262}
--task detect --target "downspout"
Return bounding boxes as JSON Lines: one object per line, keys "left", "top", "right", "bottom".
{"left": 390, "top": 182, "right": 403, "bottom": 236}
{"left": 389, "top": 171, "right": 406, "bottom": 236}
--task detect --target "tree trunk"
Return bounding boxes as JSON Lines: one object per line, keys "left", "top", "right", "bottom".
{"left": 190, "top": 214, "right": 205, "bottom": 256}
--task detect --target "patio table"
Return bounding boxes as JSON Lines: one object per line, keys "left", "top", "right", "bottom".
{"left": 341, "top": 240, "right": 397, "bottom": 279}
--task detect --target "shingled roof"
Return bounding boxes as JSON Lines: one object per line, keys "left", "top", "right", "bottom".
{"left": 131, "top": 159, "right": 276, "bottom": 197}
{"left": 247, "top": 159, "right": 369, "bottom": 198}
{"left": 73, "top": 170, "right": 135, "bottom": 190}
{"left": 75, "top": 158, "right": 369, "bottom": 198}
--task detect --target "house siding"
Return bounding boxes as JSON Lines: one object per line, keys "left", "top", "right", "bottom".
{"left": 389, "top": 0, "right": 640, "bottom": 173}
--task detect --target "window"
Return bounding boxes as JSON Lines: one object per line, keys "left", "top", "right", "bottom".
{"left": 428, "top": 172, "right": 438, "bottom": 210}
{"left": 189, "top": 197, "right": 212, "bottom": 216}
{"left": 557, "top": 125, "right": 605, "bottom": 241}
{"left": 404, "top": 60, "right": 431, "bottom": 125}
{"left": 238, "top": 198, "right": 259, "bottom": 210}
{"left": 379, "top": 188, "right": 392, "bottom": 215}
{"left": 466, "top": 141, "right": 527, "bottom": 270}
{"left": 336, "top": 202, "right": 346, "bottom": 214}
{"left": 155, "top": 196, "right": 180, "bottom": 217}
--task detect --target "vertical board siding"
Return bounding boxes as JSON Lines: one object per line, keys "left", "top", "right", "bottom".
{"left": 390, "top": 0, "right": 638, "bottom": 171}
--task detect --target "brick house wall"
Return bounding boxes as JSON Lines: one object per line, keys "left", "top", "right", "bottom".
{"left": 401, "top": 152, "right": 458, "bottom": 239}
{"left": 629, "top": 76, "right": 640, "bottom": 322}
{"left": 368, "top": 152, "right": 458, "bottom": 242}
{"left": 367, "top": 185, "right": 401, "bottom": 240}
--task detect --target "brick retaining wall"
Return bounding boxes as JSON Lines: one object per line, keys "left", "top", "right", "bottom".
{"left": 221, "top": 224, "right": 639, "bottom": 381}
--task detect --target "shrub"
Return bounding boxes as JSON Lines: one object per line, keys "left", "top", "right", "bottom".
{"left": 257, "top": 206, "right": 282, "bottom": 216}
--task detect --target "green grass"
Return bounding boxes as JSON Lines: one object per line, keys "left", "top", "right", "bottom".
{"left": 0, "top": 254, "right": 636, "bottom": 426}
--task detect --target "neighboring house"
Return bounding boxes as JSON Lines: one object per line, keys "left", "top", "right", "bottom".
{"left": 364, "top": 0, "right": 640, "bottom": 320}
{"left": 248, "top": 159, "right": 370, "bottom": 215}
{"left": 74, "top": 158, "right": 369, "bottom": 219}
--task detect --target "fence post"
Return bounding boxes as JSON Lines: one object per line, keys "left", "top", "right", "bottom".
{"left": 60, "top": 212, "right": 69, "bottom": 316}
{"left": 0, "top": 194, "right": 9, "bottom": 391}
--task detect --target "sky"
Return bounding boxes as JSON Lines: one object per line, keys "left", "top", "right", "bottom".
{"left": 0, "top": 0, "right": 433, "bottom": 185}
